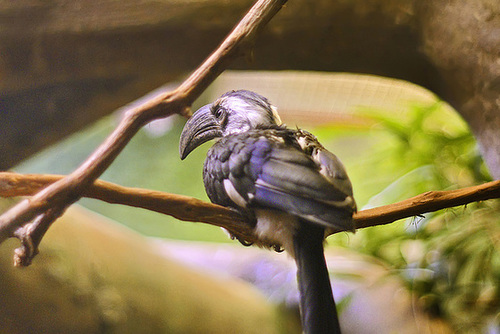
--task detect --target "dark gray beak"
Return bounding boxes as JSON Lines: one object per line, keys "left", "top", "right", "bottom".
{"left": 179, "top": 104, "right": 222, "bottom": 160}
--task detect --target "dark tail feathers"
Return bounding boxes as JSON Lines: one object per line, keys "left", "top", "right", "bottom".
{"left": 293, "top": 221, "right": 341, "bottom": 334}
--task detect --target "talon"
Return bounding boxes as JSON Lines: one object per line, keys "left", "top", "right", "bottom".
{"left": 237, "top": 237, "right": 253, "bottom": 247}
{"left": 273, "top": 244, "right": 284, "bottom": 253}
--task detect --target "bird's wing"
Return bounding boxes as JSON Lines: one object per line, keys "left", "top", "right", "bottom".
{"left": 207, "top": 131, "right": 355, "bottom": 232}
{"left": 296, "top": 130, "right": 356, "bottom": 205}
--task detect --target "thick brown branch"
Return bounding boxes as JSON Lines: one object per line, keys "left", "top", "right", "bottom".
{"left": 2, "top": 172, "right": 499, "bottom": 243}
{"left": 0, "top": 0, "right": 287, "bottom": 247}
{"left": 0, "top": 173, "right": 250, "bottom": 239}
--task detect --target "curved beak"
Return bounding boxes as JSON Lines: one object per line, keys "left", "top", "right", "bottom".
{"left": 179, "top": 104, "right": 222, "bottom": 160}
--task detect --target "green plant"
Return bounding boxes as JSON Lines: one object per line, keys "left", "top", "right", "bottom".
{"left": 342, "top": 102, "right": 499, "bottom": 332}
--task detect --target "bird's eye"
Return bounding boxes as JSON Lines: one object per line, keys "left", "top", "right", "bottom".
{"left": 214, "top": 107, "right": 222, "bottom": 118}
{"left": 212, "top": 105, "right": 225, "bottom": 120}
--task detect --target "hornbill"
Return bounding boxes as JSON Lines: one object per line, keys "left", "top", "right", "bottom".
{"left": 179, "top": 90, "right": 356, "bottom": 334}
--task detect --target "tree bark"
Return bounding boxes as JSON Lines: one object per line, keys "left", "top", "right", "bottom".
{"left": 1, "top": 0, "right": 499, "bottom": 177}
{"left": 416, "top": 0, "right": 500, "bottom": 178}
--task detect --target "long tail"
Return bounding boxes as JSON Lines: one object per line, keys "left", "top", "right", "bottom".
{"left": 293, "top": 221, "right": 341, "bottom": 334}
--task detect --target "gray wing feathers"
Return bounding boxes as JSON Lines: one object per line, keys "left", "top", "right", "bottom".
{"left": 204, "top": 131, "right": 356, "bottom": 231}
{"left": 314, "top": 149, "right": 355, "bottom": 200}
{"left": 252, "top": 137, "right": 355, "bottom": 231}
{"left": 260, "top": 158, "right": 349, "bottom": 202}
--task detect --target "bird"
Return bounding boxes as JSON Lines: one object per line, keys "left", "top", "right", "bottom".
{"left": 179, "top": 90, "right": 356, "bottom": 334}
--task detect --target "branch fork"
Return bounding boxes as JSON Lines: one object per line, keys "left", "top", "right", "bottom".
{"left": 13, "top": 207, "right": 62, "bottom": 267}
{"left": 0, "top": 0, "right": 288, "bottom": 264}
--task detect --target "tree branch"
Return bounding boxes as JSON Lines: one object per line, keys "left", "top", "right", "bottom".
{"left": 353, "top": 181, "right": 500, "bottom": 229}
{"left": 0, "top": 0, "right": 287, "bottom": 251}
{"left": 2, "top": 172, "right": 499, "bottom": 257}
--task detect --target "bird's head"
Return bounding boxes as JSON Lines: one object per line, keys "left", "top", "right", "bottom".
{"left": 179, "top": 90, "right": 282, "bottom": 159}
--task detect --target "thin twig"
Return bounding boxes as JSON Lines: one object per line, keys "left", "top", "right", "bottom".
{"left": 13, "top": 207, "right": 65, "bottom": 266}
{"left": 2, "top": 172, "right": 499, "bottom": 242}
{"left": 0, "top": 0, "right": 288, "bottom": 247}
{"left": 353, "top": 181, "right": 500, "bottom": 229}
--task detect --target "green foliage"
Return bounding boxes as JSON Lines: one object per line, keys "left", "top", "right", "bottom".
{"left": 325, "top": 102, "right": 499, "bottom": 333}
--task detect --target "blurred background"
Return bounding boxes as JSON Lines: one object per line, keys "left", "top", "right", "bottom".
{"left": 1, "top": 1, "right": 499, "bottom": 333}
